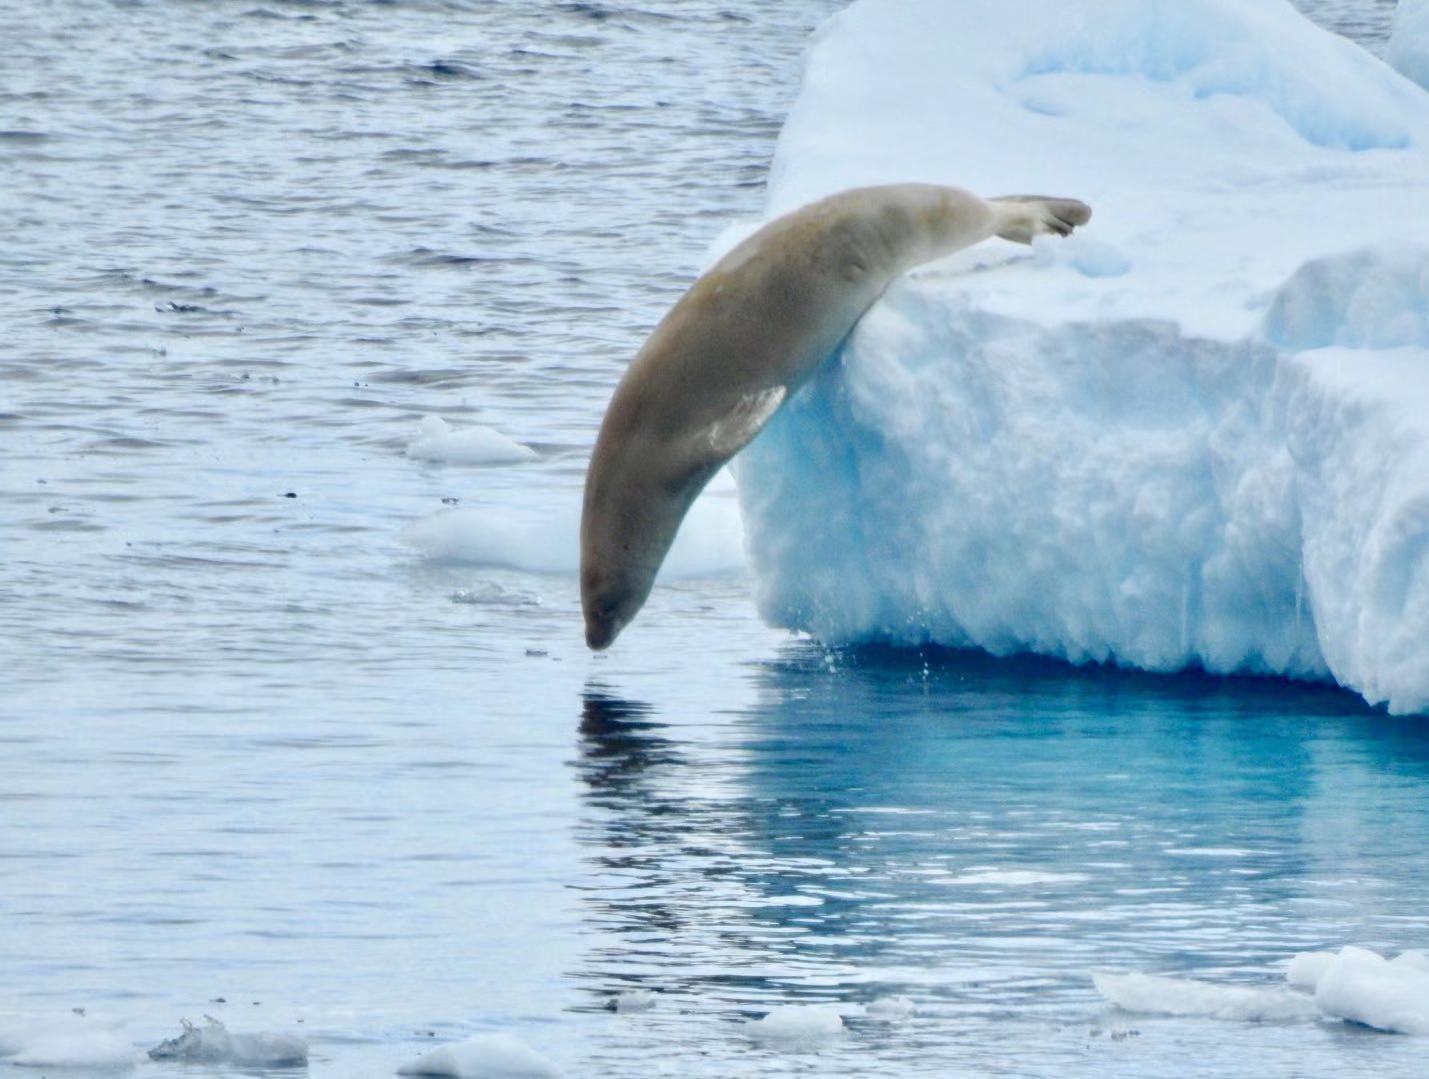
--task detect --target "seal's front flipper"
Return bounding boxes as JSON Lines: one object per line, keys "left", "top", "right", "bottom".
{"left": 989, "top": 195, "right": 1092, "bottom": 244}
{"left": 704, "top": 385, "right": 787, "bottom": 459}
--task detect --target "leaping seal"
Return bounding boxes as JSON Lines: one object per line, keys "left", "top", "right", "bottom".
{"left": 580, "top": 183, "right": 1091, "bottom": 649}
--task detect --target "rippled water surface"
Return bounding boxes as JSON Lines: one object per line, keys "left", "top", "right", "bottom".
{"left": 2, "top": 0, "right": 1425, "bottom": 1075}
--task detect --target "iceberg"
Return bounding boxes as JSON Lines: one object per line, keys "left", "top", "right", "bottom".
{"left": 735, "top": 0, "right": 1429, "bottom": 713}
{"left": 1391, "top": 0, "right": 1429, "bottom": 90}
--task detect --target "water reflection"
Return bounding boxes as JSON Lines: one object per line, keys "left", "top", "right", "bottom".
{"left": 569, "top": 649, "right": 1429, "bottom": 1071}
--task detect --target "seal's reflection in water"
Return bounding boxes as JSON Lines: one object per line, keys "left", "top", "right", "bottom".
{"left": 575, "top": 687, "right": 685, "bottom": 886}
{"left": 569, "top": 647, "right": 1429, "bottom": 1051}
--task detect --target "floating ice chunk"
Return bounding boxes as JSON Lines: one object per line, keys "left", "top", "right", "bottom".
{"left": 5, "top": 1029, "right": 136, "bottom": 1070}
{"left": 1310, "top": 946, "right": 1429, "bottom": 1036}
{"left": 450, "top": 582, "right": 542, "bottom": 608}
{"left": 865, "top": 996, "right": 916, "bottom": 1020}
{"left": 1100, "top": 948, "right": 1429, "bottom": 1034}
{"left": 146, "top": 1016, "right": 307, "bottom": 1067}
{"left": 1092, "top": 972, "right": 1318, "bottom": 1023}
{"left": 397, "top": 1033, "right": 562, "bottom": 1077}
{"left": 943, "top": 869, "right": 1088, "bottom": 886}
{"left": 611, "top": 990, "right": 656, "bottom": 1014}
{"left": 1390, "top": 0, "right": 1429, "bottom": 91}
{"left": 403, "top": 472, "right": 745, "bottom": 578}
{"left": 407, "top": 415, "right": 537, "bottom": 466}
{"left": 1285, "top": 951, "right": 1337, "bottom": 992}
{"left": 1397, "top": 950, "right": 1429, "bottom": 974}
{"left": 744, "top": 1004, "right": 846, "bottom": 1047}
{"left": 0, "top": 1011, "right": 135, "bottom": 1071}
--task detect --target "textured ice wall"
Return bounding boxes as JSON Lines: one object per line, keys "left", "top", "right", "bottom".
{"left": 736, "top": 0, "right": 1429, "bottom": 713}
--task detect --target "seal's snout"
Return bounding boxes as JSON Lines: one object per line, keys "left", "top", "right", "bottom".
{"left": 1056, "top": 198, "right": 1093, "bottom": 228}
{"left": 585, "top": 619, "right": 616, "bottom": 651}
{"left": 583, "top": 600, "right": 625, "bottom": 650}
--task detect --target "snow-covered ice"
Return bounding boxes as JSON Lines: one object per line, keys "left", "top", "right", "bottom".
{"left": 736, "top": 0, "right": 1429, "bottom": 714}
{"left": 1391, "top": 0, "right": 1429, "bottom": 90}
{"left": 407, "top": 415, "right": 537, "bottom": 465}
{"left": 396, "top": 1032, "right": 562, "bottom": 1078}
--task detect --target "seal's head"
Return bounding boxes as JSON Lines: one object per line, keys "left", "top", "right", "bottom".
{"left": 581, "top": 559, "right": 650, "bottom": 650}
{"left": 580, "top": 458, "right": 689, "bottom": 650}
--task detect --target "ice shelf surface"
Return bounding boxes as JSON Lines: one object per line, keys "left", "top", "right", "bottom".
{"left": 735, "top": 0, "right": 1429, "bottom": 714}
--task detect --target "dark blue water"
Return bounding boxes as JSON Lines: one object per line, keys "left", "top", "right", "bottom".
{"left": 570, "top": 646, "right": 1429, "bottom": 1076}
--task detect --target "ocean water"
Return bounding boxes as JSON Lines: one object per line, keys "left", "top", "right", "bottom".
{"left": 2, "top": 0, "right": 1425, "bottom": 1076}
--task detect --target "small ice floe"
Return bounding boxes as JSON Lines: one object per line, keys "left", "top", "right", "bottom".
{"left": 1295, "top": 946, "right": 1429, "bottom": 1036}
{"left": 1092, "top": 972, "right": 1318, "bottom": 1023}
{"left": 609, "top": 990, "right": 656, "bottom": 1014}
{"left": 744, "top": 1004, "right": 846, "bottom": 1048}
{"left": 1285, "top": 951, "right": 1337, "bottom": 991}
{"left": 403, "top": 471, "right": 744, "bottom": 577}
{"left": 865, "top": 996, "right": 916, "bottom": 1020}
{"left": 406, "top": 415, "right": 536, "bottom": 466}
{"left": 0, "top": 1010, "right": 136, "bottom": 1071}
{"left": 396, "top": 1033, "right": 562, "bottom": 1077}
{"left": 146, "top": 1016, "right": 307, "bottom": 1066}
{"left": 450, "top": 582, "right": 541, "bottom": 608}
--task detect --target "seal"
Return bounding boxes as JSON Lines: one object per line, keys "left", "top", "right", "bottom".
{"left": 581, "top": 183, "right": 1091, "bottom": 649}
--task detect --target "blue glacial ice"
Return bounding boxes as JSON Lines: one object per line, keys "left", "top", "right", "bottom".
{"left": 735, "top": 0, "right": 1429, "bottom": 714}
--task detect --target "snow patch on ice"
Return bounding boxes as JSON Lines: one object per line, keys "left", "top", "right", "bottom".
{"left": 738, "top": 0, "right": 1429, "bottom": 713}
{"left": 397, "top": 1033, "right": 562, "bottom": 1078}
{"left": 1390, "top": 0, "right": 1429, "bottom": 90}
{"left": 407, "top": 415, "right": 536, "bottom": 466}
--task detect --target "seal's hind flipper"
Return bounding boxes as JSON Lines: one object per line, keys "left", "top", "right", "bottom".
{"left": 703, "top": 385, "right": 788, "bottom": 460}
